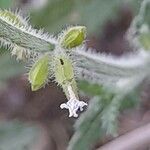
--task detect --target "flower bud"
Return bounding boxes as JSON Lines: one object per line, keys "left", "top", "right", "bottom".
{"left": 0, "top": 10, "right": 26, "bottom": 27}
{"left": 60, "top": 26, "right": 86, "bottom": 49}
{"left": 29, "top": 55, "right": 49, "bottom": 91}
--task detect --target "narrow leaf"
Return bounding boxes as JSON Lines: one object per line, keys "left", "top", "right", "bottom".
{"left": 0, "top": 10, "right": 56, "bottom": 52}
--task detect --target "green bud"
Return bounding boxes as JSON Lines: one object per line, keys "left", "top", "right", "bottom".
{"left": 0, "top": 10, "right": 26, "bottom": 27}
{"left": 54, "top": 54, "right": 78, "bottom": 98}
{"left": 60, "top": 26, "right": 86, "bottom": 49}
{"left": 139, "top": 32, "right": 150, "bottom": 50}
{"left": 29, "top": 55, "right": 49, "bottom": 91}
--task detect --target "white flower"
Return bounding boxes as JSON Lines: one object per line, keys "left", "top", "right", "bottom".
{"left": 60, "top": 85, "right": 87, "bottom": 117}
{"left": 60, "top": 98, "right": 87, "bottom": 117}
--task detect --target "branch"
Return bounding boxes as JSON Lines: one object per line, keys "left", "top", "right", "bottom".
{"left": 97, "top": 123, "right": 150, "bottom": 150}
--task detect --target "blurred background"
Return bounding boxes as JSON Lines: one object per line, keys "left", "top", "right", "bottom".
{"left": 0, "top": 0, "right": 150, "bottom": 150}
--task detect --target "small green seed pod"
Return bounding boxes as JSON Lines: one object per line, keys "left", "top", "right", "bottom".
{"left": 54, "top": 54, "right": 78, "bottom": 98}
{"left": 60, "top": 26, "right": 86, "bottom": 49}
{"left": 29, "top": 55, "right": 49, "bottom": 91}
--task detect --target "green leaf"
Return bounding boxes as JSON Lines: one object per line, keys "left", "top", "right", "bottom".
{"left": 100, "top": 95, "right": 121, "bottom": 136}
{"left": 0, "top": 10, "right": 56, "bottom": 53}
